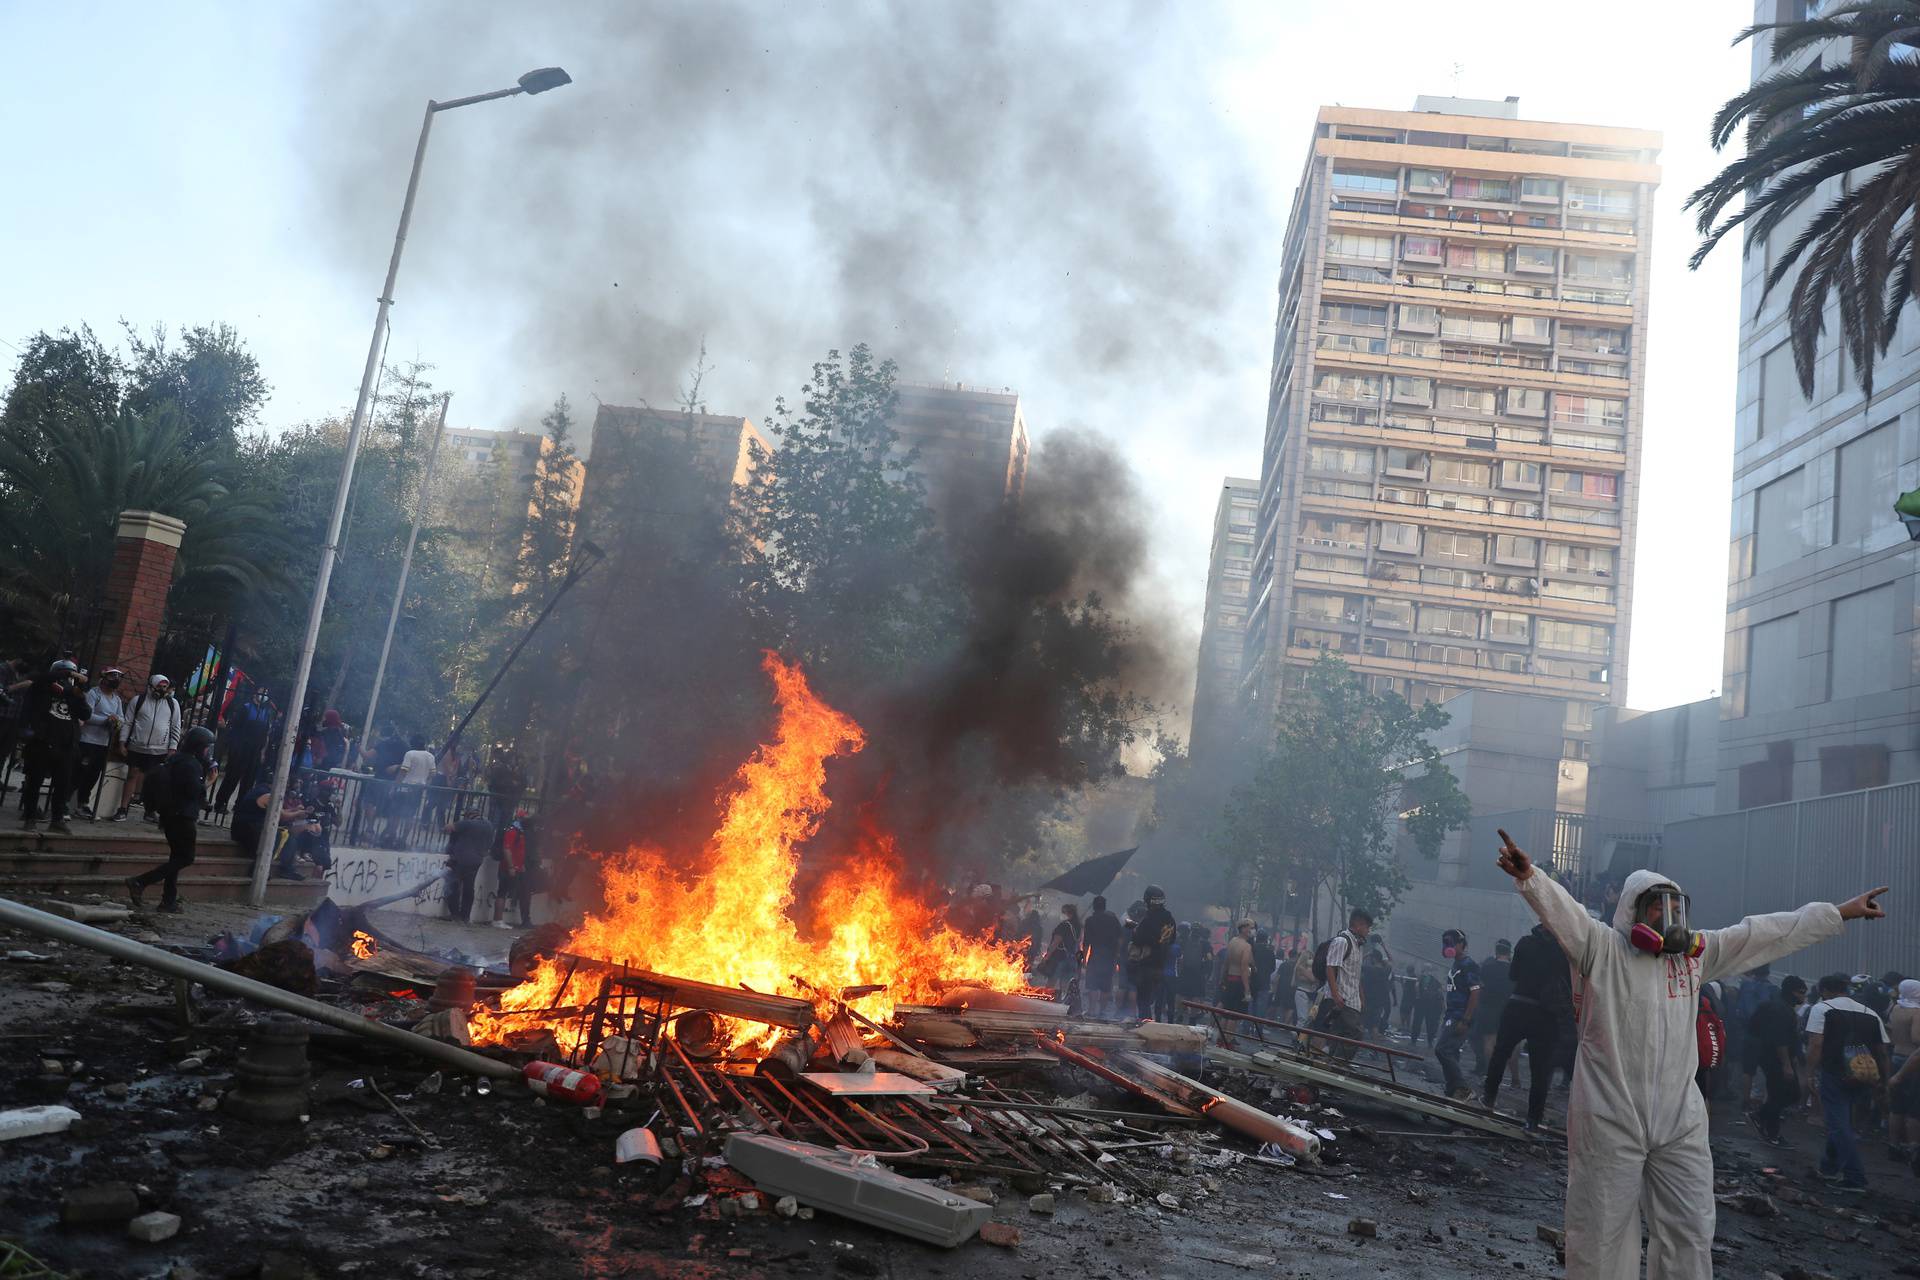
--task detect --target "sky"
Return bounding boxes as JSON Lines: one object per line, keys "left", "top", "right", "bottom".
{"left": 0, "top": 0, "right": 1753, "bottom": 720}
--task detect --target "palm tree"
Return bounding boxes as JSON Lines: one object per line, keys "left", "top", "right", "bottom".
{"left": 0, "top": 398, "right": 287, "bottom": 649}
{"left": 1688, "top": 0, "right": 1920, "bottom": 397}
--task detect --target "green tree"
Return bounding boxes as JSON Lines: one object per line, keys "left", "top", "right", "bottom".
{"left": 1211, "top": 654, "right": 1470, "bottom": 927}
{"left": 1689, "top": 1, "right": 1920, "bottom": 395}
{"left": 518, "top": 394, "right": 581, "bottom": 597}
{"left": 122, "top": 322, "right": 269, "bottom": 449}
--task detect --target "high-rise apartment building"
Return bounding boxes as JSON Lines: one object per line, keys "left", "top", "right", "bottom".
{"left": 437, "top": 426, "right": 584, "bottom": 590}
{"left": 1243, "top": 96, "right": 1660, "bottom": 759}
{"left": 889, "top": 382, "right": 1030, "bottom": 533}
{"left": 1716, "top": 0, "right": 1920, "bottom": 807}
{"left": 1190, "top": 477, "right": 1259, "bottom": 755}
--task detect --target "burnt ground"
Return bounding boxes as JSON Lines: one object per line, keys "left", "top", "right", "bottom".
{"left": 4, "top": 893, "right": 1919, "bottom": 1280}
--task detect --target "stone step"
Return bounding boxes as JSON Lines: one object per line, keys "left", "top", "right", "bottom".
{"left": 0, "top": 870, "right": 325, "bottom": 909}
{"left": 0, "top": 828, "right": 176, "bottom": 856}
{"left": 0, "top": 849, "right": 257, "bottom": 879}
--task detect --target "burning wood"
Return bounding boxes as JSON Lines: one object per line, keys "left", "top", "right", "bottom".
{"left": 349, "top": 931, "right": 378, "bottom": 961}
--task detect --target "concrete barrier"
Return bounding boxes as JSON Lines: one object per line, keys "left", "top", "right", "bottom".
{"left": 322, "top": 845, "right": 561, "bottom": 926}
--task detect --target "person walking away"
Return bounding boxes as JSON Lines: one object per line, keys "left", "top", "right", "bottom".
{"left": 73, "top": 668, "right": 125, "bottom": 819}
{"left": 116, "top": 674, "right": 181, "bottom": 821}
{"left": 1733, "top": 964, "right": 1779, "bottom": 1111}
{"left": 11, "top": 660, "right": 91, "bottom": 832}
{"left": 1292, "top": 944, "right": 1320, "bottom": 1029}
{"left": 1495, "top": 828, "right": 1886, "bottom": 1276}
{"left": 443, "top": 812, "right": 496, "bottom": 924}
{"left": 1433, "top": 928, "right": 1481, "bottom": 1098}
{"left": 1361, "top": 946, "right": 1394, "bottom": 1035}
{"left": 1485, "top": 922, "right": 1571, "bottom": 1131}
{"left": 1476, "top": 939, "right": 1517, "bottom": 1085}
{"left": 391, "top": 733, "right": 437, "bottom": 848}
{"left": 1081, "top": 895, "right": 1122, "bottom": 1019}
{"left": 1219, "top": 920, "right": 1255, "bottom": 1016}
{"left": 1806, "top": 972, "right": 1892, "bottom": 1191}
{"left": 1747, "top": 976, "right": 1808, "bottom": 1145}
{"left": 1397, "top": 964, "right": 1419, "bottom": 1037}
{"left": 1250, "top": 929, "right": 1277, "bottom": 1021}
{"left": 213, "top": 686, "right": 274, "bottom": 817}
{"left": 1043, "top": 903, "right": 1082, "bottom": 997}
{"left": 1887, "top": 979, "right": 1920, "bottom": 1158}
{"left": 1319, "top": 909, "right": 1372, "bottom": 1058}
{"left": 1410, "top": 966, "right": 1444, "bottom": 1046}
{"left": 125, "top": 726, "right": 214, "bottom": 913}
{"left": 1128, "top": 885, "right": 1177, "bottom": 1021}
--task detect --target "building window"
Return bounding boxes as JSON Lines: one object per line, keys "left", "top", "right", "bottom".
{"left": 1488, "top": 610, "right": 1531, "bottom": 643}
{"left": 1417, "top": 605, "right": 1480, "bottom": 638}
{"left": 1509, "top": 314, "right": 1552, "bottom": 344}
{"left": 1427, "top": 530, "right": 1487, "bottom": 564}
{"left": 1830, "top": 584, "right": 1896, "bottom": 701}
{"left": 1505, "top": 387, "right": 1547, "bottom": 418}
{"left": 1566, "top": 184, "right": 1633, "bottom": 217}
{"left": 1820, "top": 744, "right": 1889, "bottom": 795}
{"left": 1432, "top": 458, "right": 1492, "bottom": 487}
{"left": 1564, "top": 252, "right": 1632, "bottom": 285}
{"left": 1406, "top": 168, "right": 1447, "bottom": 195}
{"left": 1321, "top": 301, "right": 1389, "bottom": 328}
{"left": 1314, "top": 371, "right": 1383, "bottom": 401}
{"left": 1548, "top": 469, "right": 1619, "bottom": 501}
{"left": 1493, "top": 534, "right": 1538, "bottom": 566}
{"left": 1378, "top": 521, "right": 1421, "bottom": 554}
{"left": 1536, "top": 619, "right": 1612, "bottom": 656}
{"left": 1402, "top": 234, "right": 1444, "bottom": 262}
{"left": 1391, "top": 376, "right": 1434, "bottom": 406}
{"left": 1370, "top": 598, "right": 1415, "bottom": 630}
{"left": 1553, "top": 395, "right": 1626, "bottom": 428}
{"left": 1554, "top": 428, "right": 1625, "bottom": 452}
{"left": 1440, "top": 312, "right": 1503, "bottom": 342}
{"left": 1747, "top": 614, "right": 1799, "bottom": 714}
{"left": 1297, "top": 592, "right": 1357, "bottom": 624}
{"left": 1499, "top": 460, "right": 1543, "bottom": 491}
{"left": 1520, "top": 177, "right": 1561, "bottom": 203}
{"left": 1332, "top": 168, "right": 1398, "bottom": 193}
{"left": 1384, "top": 449, "right": 1428, "bottom": 478}
{"left": 1445, "top": 244, "right": 1509, "bottom": 274}
{"left": 1301, "top": 517, "right": 1369, "bottom": 549}
{"left": 1309, "top": 444, "right": 1375, "bottom": 476}
{"left": 1835, "top": 421, "right": 1899, "bottom": 543}
{"left": 1328, "top": 232, "right": 1395, "bottom": 263}
{"left": 1439, "top": 385, "right": 1497, "bottom": 415}
{"left": 1541, "top": 579, "right": 1614, "bottom": 604}
{"left": 1449, "top": 175, "right": 1513, "bottom": 201}
{"left": 1397, "top": 304, "right": 1440, "bottom": 334}
{"left": 1753, "top": 468, "right": 1806, "bottom": 573}
{"left": 1560, "top": 324, "right": 1628, "bottom": 355}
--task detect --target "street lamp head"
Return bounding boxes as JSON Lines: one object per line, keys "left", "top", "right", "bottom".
{"left": 517, "top": 67, "right": 572, "bottom": 95}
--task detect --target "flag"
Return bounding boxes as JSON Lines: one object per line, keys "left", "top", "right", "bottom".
{"left": 1036, "top": 847, "right": 1139, "bottom": 897}
{"left": 218, "top": 666, "right": 248, "bottom": 718}
{"left": 185, "top": 645, "right": 220, "bottom": 697}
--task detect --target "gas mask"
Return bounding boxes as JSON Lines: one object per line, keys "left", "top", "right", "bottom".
{"left": 1628, "top": 887, "right": 1703, "bottom": 957}
{"left": 1441, "top": 929, "right": 1466, "bottom": 960}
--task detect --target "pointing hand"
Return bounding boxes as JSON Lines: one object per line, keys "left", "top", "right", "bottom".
{"left": 1838, "top": 887, "right": 1890, "bottom": 921}
{"left": 1496, "top": 828, "right": 1533, "bottom": 882}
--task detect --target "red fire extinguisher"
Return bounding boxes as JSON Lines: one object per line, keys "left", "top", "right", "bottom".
{"left": 522, "top": 1061, "right": 603, "bottom": 1105}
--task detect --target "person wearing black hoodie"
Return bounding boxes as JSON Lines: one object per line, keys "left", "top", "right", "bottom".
{"left": 1483, "top": 921, "right": 1572, "bottom": 1130}
{"left": 126, "top": 726, "right": 214, "bottom": 913}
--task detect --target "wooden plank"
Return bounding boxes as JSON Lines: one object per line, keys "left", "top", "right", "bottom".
{"left": 558, "top": 953, "right": 815, "bottom": 1031}
{"left": 1109, "top": 1050, "right": 1321, "bottom": 1160}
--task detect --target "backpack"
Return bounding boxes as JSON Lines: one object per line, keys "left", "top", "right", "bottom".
{"left": 1696, "top": 1002, "right": 1726, "bottom": 1070}
{"left": 1311, "top": 931, "right": 1351, "bottom": 986}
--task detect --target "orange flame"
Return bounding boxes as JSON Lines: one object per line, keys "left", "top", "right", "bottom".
{"left": 350, "top": 931, "right": 378, "bottom": 961}
{"left": 470, "top": 654, "right": 1026, "bottom": 1053}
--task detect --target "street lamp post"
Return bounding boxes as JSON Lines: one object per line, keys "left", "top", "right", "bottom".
{"left": 249, "top": 69, "right": 572, "bottom": 905}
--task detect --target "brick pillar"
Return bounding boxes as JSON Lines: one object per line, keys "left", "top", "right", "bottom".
{"left": 96, "top": 510, "right": 187, "bottom": 685}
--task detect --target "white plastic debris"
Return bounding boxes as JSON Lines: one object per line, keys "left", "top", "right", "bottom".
{"left": 615, "top": 1128, "right": 663, "bottom": 1166}
{"left": 0, "top": 1105, "right": 81, "bottom": 1143}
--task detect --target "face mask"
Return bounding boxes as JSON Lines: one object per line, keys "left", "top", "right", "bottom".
{"left": 1441, "top": 945, "right": 1458, "bottom": 959}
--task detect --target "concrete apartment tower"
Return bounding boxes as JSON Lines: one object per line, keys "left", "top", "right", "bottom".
{"left": 1243, "top": 96, "right": 1660, "bottom": 765}
{"left": 1717, "top": 0, "right": 1920, "bottom": 808}
{"left": 888, "top": 383, "right": 1031, "bottom": 534}
{"left": 1190, "top": 477, "right": 1260, "bottom": 757}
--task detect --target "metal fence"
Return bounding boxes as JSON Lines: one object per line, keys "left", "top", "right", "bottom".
{"left": 1459, "top": 808, "right": 1663, "bottom": 897}
{"left": 1655, "top": 779, "right": 1920, "bottom": 982}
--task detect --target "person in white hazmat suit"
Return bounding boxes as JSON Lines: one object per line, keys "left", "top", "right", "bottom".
{"left": 1494, "top": 829, "right": 1887, "bottom": 1280}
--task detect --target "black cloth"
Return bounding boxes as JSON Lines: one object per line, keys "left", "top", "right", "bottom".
{"left": 1755, "top": 1056, "right": 1796, "bottom": 1139}
{"left": 72, "top": 741, "right": 109, "bottom": 813}
{"left": 1509, "top": 926, "right": 1572, "bottom": 1016}
{"left": 1083, "top": 908, "right": 1122, "bottom": 965}
{"left": 23, "top": 674, "right": 88, "bottom": 748}
{"left": 1130, "top": 904, "right": 1177, "bottom": 972}
{"left": 1475, "top": 955, "right": 1513, "bottom": 1031}
{"left": 214, "top": 745, "right": 262, "bottom": 811}
{"left": 20, "top": 737, "right": 75, "bottom": 822}
{"left": 1749, "top": 996, "right": 1799, "bottom": 1062}
{"left": 1815, "top": 1003, "right": 1885, "bottom": 1075}
{"left": 157, "top": 753, "right": 207, "bottom": 820}
{"left": 446, "top": 816, "right": 495, "bottom": 867}
{"left": 1251, "top": 940, "right": 1277, "bottom": 993}
{"left": 230, "top": 783, "right": 273, "bottom": 853}
{"left": 133, "top": 813, "right": 198, "bottom": 906}
{"left": 1484, "top": 997, "right": 1559, "bottom": 1126}
{"left": 446, "top": 858, "right": 481, "bottom": 922}
{"left": 1135, "top": 966, "right": 1164, "bottom": 1020}
{"left": 370, "top": 733, "right": 407, "bottom": 778}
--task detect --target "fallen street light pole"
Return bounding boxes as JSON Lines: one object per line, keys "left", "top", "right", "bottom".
{"left": 0, "top": 895, "right": 520, "bottom": 1082}
{"left": 360, "top": 390, "right": 453, "bottom": 748}
{"left": 249, "top": 67, "right": 573, "bottom": 907}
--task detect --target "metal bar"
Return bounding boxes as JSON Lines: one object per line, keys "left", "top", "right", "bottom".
{"left": 1180, "top": 998, "right": 1423, "bottom": 1062}
{"left": 841, "top": 1004, "right": 930, "bottom": 1060}
{"left": 1206, "top": 1046, "right": 1533, "bottom": 1139}
{"left": 946, "top": 1103, "right": 1048, "bottom": 1174}
{"left": 840, "top": 1100, "right": 931, "bottom": 1155}
{"left": 0, "top": 896, "right": 521, "bottom": 1080}
{"left": 658, "top": 1060, "right": 704, "bottom": 1137}
{"left": 665, "top": 1035, "right": 721, "bottom": 1107}
{"left": 893, "top": 1100, "right": 988, "bottom": 1161}
{"left": 937, "top": 1096, "right": 1201, "bottom": 1126}
{"left": 761, "top": 1074, "right": 867, "bottom": 1150}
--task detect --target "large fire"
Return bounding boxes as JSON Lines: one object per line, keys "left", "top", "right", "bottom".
{"left": 470, "top": 654, "right": 1027, "bottom": 1053}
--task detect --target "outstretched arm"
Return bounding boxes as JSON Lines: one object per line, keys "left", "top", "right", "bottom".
{"left": 1701, "top": 888, "right": 1883, "bottom": 984}
{"left": 1497, "top": 830, "right": 1604, "bottom": 975}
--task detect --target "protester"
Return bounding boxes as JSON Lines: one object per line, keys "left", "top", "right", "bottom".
{"left": 1484, "top": 922, "right": 1572, "bottom": 1131}
{"left": 1888, "top": 983, "right": 1920, "bottom": 1160}
{"left": 229, "top": 780, "right": 330, "bottom": 879}
{"left": 490, "top": 813, "right": 536, "bottom": 930}
{"left": 1434, "top": 927, "right": 1481, "bottom": 1099}
{"left": 443, "top": 812, "right": 496, "bottom": 924}
{"left": 1044, "top": 903, "right": 1082, "bottom": 992}
{"left": 124, "top": 726, "right": 214, "bottom": 912}
{"left": 0, "top": 654, "right": 26, "bottom": 800}
{"left": 1396, "top": 963, "right": 1419, "bottom": 1038}
{"left": 311, "top": 708, "right": 350, "bottom": 771}
{"left": 213, "top": 686, "right": 274, "bottom": 817}
{"left": 1219, "top": 920, "right": 1255, "bottom": 1015}
{"left": 1271, "top": 945, "right": 1296, "bottom": 1024}
{"left": 1476, "top": 939, "right": 1517, "bottom": 1088}
{"left": 1733, "top": 963, "right": 1778, "bottom": 1109}
{"left": 1291, "top": 943, "right": 1318, "bottom": 1026}
{"left": 1081, "top": 894, "right": 1122, "bottom": 1018}
{"left": 1746, "top": 975, "right": 1808, "bottom": 1145}
{"left": 11, "top": 659, "right": 91, "bottom": 832}
{"left": 1361, "top": 945, "right": 1395, "bottom": 1035}
{"left": 1805, "top": 972, "right": 1893, "bottom": 1190}
{"left": 1127, "top": 885, "right": 1176, "bottom": 1020}
{"left": 1115, "top": 902, "right": 1141, "bottom": 1012}
{"left": 73, "top": 667, "right": 125, "bottom": 819}
{"left": 1410, "top": 965, "right": 1443, "bottom": 1046}
{"left": 117, "top": 674, "right": 181, "bottom": 822}
{"left": 1249, "top": 928, "right": 1276, "bottom": 1020}
{"left": 1496, "top": 828, "right": 1887, "bottom": 1274}
{"left": 1319, "top": 909, "right": 1372, "bottom": 1057}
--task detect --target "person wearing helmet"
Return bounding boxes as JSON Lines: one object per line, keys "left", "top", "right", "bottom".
{"left": 7, "top": 659, "right": 91, "bottom": 833}
{"left": 125, "top": 724, "right": 215, "bottom": 912}
{"left": 1127, "top": 885, "right": 1176, "bottom": 1020}
{"left": 1495, "top": 829, "right": 1888, "bottom": 1279}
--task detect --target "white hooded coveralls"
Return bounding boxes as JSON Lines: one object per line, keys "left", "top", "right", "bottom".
{"left": 1517, "top": 867, "right": 1841, "bottom": 1279}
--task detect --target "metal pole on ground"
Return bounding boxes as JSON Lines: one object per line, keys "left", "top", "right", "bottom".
{"left": 361, "top": 391, "right": 453, "bottom": 746}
